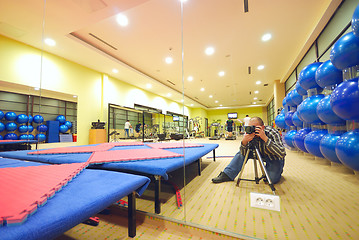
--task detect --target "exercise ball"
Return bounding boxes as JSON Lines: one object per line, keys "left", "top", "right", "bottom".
{"left": 320, "top": 132, "right": 345, "bottom": 163}
{"left": 4, "top": 133, "right": 18, "bottom": 140}
{"left": 280, "top": 108, "right": 285, "bottom": 115}
{"left": 33, "top": 115, "right": 44, "bottom": 124}
{"left": 291, "top": 89, "right": 303, "bottom": 106}
{"left": 330, "top": 32, "right": 359, "bottom": 70}
{"left": 59, "top": 124, "right": 69, "bottom": 133}
{"left": 304, "top": 129, "right": 328, "bottom": 158}
{"left": 19, "top": 134, "right": 29, "bottom": 140}
{"left": 298, "top": 62, "right": 323, "bottom": 91}
{"left": 315, "top": 60, "right": 342, "bottom": 88}
{"left": 284, "top": 111, "right": 295, "bottom": 126}
{"left": 0, "top": 135, "right": 3, "bottom": 140}
{"left": 5, "top": 122, "right": 17, "bottom": 132}
{"left": 284, "top": 130, "right": 297, "bottom": 148}
{"left": 294, "top": 128, "right": 312, "bottom": 153}
{"left": 353, "top": 4, "right": 359, "bottom": 37}
{"left": 0, "top": 110, "right": 4, "bottom": 120}
{"left": 28, "top": 134, "right": 35, "bottom": 140}
{"left": 292, "top": 111, "right": 303, "bottom": 128}
{"left": 16, "top": 114, "right": 29, "bottom": 124}
{"left": 275, "top": 114, "right": 286, "bottom": 129}
{"left": 282, "top": 97, "right": 287, "bottom": 107}
{"left": 297, "top": 94, "right": 325, "bottom": 124}
{"left": 330, "top": 78, "right": 359, "bottom": 121}
{"left": 56, "top": 115, "right": 66, "bottom": 124}
{"left": 0, "top": 122, "right": 5, "bottom": 132}
{"left": 36, "top": 133, "right": 46, "bottom": 142}
{"left": 286, "top": 91, "right": 296, "bottom": 107}
{"left": 18, "top": 125, "right": 29, "bottom": 133}
{"left": 336, "top": 130, "right": 359, "bottom": 170}
{"left": 64, "top": 121, "right": 72, "bottom": 129}
{"left": 37, "top": 124, "right": 48, "bottom": 132}
{"left": 28, "top": 115, "right": 33, "bottom": 123}
{"left": 317, "top": 95, "right": 346, "bottom": 125}
{"left": 28, "top": 125, "right": 34, "bottom": 133}
{"left": 5, "top": 112, "right": 17, "bottom": 121}
{"left": 295, "top": 81, "right": 307, "bottom": 96}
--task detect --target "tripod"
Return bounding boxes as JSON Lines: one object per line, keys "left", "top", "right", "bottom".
{"left": 236, "top": 139, "right": 276, "bottom": 194}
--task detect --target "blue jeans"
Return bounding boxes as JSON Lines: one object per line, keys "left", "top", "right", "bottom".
{"left": 125, "top": 129, "right": 130, "bottom": 138}
{"left": 223, "top": 151, "right": 285, "bottom": 184}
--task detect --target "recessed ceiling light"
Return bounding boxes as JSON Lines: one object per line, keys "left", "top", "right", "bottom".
{"left": 218, "top": 71, "right": 225, "bottom": 77}
{"left": 73, "top": 95, "right": 77, "bottom": 98}
{"left": 44, "top": 38, "right": 56, "bottom": 46}
{"left": 200, "top": 88, "right": 205, "bottom": 91}
{"left": 209, "top": 95, "right": 213, "bottom": 98}
{"left": 262, "top": 33, "right": 272, "bottom": 41}
{"left": 215, "top": 100, "right": 218, "bottom": 103}
{"left": 167, "top": 93, "right": 172, "bottom": 97}
{"left": 146, "top": 83, "right": 152, "bottom": 88}
{"left": 253, "top": 102, "right": 257, "bottom": 104}
{"left": 112, "top": 69, "right": 118, "bottom": 73}
{"left": 187, "top": 76, "right": 193, "bottom": 81}
{"left": 254, "top": 90, "right": 259, "bottom": 94}
{"left": 219, "top": 104, "right": 223, "bottom": 107}
{"left": 190, "top": 104, "right": 194, "bottom": 106}
{"left": 180, "top": 99, "right": 184, "bottom": 103}
{"left": 257, "top": 65, "right": 264, "bottom": 70}
{"left": 165, "top": 57, "right": 173, "bottom": 64}
{"left": 34, "top": 87, "right": 40, "bottom": 91}
{"left": 256, "top": 80, "right": 261, "bottom": 85}
{"left": 116, "top": 14, "right": 129, "bottom": 26}
{"left": 180, "top": 0, "right": 188, "bottom": 2}
{"left": 254, "top": 97, "right": 258, "bottom": 100}
{"left": 205, "top": 47, "right": 215, "bottom": 55}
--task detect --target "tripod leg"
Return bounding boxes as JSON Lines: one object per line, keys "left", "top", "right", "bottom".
{"left": 253, "top": 158, "right": 259, "bottom": 184}
{"left": 236, "top": 149, "right": 250, "bottom": 187}
{"left": 254, "top": 148, "right": 276, "bottom": 194}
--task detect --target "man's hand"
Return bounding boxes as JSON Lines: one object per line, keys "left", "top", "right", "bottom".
{"left": 255, "top": 126, "right": 268, "bottom": 143}
{"left": 241, "top": 133, "right": 255, "bottom": 146}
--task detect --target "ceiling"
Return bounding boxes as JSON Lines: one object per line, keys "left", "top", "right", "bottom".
{"left": 0, "top": 0, "right": 341, "bottom": 109}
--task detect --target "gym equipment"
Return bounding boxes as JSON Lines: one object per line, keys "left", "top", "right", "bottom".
{"left": 33, "top": 115, "right": 44, "bottom": 124}
{"left": 320, "top": 132, "right": 345, "bottom": 163}
{"left": 317, "top": 95, "right": 346, "bottom": 125}
{"left": 336, "top": 130, "right": 359, "bottom": 170}
{"left": 0, "top": 122, "right": 5, "bottom": 132}
{"left": 304, "top": 129, "right": 328, "bottom": 158}
{"left": 298, "top": 62, "right": 323, "bottom": 91}
{"left": 353, "top": 4, "right": 359, "bottom": 36}
{"left": 284, "top": 111, "right": 295, "bottom": 126}
{"left": 18, "top": 125, "right": 29, "bottom": 133}
{"left": 284, "top": 130, "right": 297, "bottom": 149}
{"left": 28, "top": 125, "right": 34, "bottom": 133}
{"left": 4, "top": 133, "right": 18, "bottom": 140}
{"left": 236, "top": 138, "right": 276, "bottom": 195}
{"left": 330, "top": 32, "right": 359, "bottom": 70}
{"left": 294, "top": 128, "right": 311, "bottom": 153}
{"left": 28, "top": 115, "right": 33, "bottom": 123}
{"left": 37, "top": 124, "right": 48, "bottom": 132}
{"left": 295, "top": 81, "right": 307, "bottom": 96}
{"left": 275, "top": 114, "right": 286, "bottom": 129}
{"left": 282, "top": 96, "right": 287, "bottom": 107}
{"left": 292, "top": 111, "right": 303, "bottom": 128}
{"left": 315, "top": 60, "right": 342, "bottom": 88}
{"left": 286, "top": 90, "right": 296, "bottom": 107}
{"left": 291, "top": 89, "right": 303, "bottom": 106}
{"left": 36, "top": 133, "right": 46, "bottom": 142}
{"left": 297, "top": 94, "right": 325, "bottom": 124}
{"left": 16, "top": 114, "right": 29, "bottom": 124}
{"left": 5, "top": 122, "right": 17, "bottom": 132}
{"left": 59, "top": 125, "right": 69, "bottom": 133}
{"left": 5, "top": 112, "right": 17, "bottom": 121}
{"left": 64, "top": 121, "right": 72, "bottom": 129}
{"left": 209, "top": 122, "right": 221, "bottom": 140}
{"left": 0, "top": 110, "right": 4, "bottom": 120}
{"left": 0, "top": 135, "right": 3, "bottom": 140}
{"left": 56, "top": 115, "right": 66, "bottom": 124}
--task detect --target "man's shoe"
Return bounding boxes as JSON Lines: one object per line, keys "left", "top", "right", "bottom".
{"left": 212, "top": 172, "right": 233, "bottom": 183}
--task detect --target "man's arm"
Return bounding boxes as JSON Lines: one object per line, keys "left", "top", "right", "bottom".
{"left": 264, "top": 128, "right": 286, "bottom": 159}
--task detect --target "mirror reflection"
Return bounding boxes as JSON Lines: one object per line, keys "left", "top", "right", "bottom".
{"left": 1, "top": 0, "right": 359, "bottom": 240}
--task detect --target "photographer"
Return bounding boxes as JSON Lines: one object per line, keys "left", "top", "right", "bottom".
{"left": 212, "top": 117, "right": 286, "bottom": 184}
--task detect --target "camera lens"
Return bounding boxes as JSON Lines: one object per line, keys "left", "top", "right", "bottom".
{"left": 245, "top": 126, "right": 256, "bottom": 134}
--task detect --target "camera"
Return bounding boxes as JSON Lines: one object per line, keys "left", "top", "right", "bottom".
{"left": 245, "top": 125, "right": 256, "bottom": 134}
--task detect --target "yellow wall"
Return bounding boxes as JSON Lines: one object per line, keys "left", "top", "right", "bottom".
{"left": 207, "top": 107, "right": 266, "bottom": 126}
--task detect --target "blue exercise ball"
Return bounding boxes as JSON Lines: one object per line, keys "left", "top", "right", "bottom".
{"left": 294, "top": 128, "right": 312, "bottom": 153}
{"left": 18, "top": 125, "right": 29, "bottom": 133}
{"left": 315, "top": 60, "right": 342, "bottom": 88}
{"left": 16, "top": 114, "right": 29, "bottom": 124}
{"left": 19, "top": 134, "right": 29, "bottom": 140}
{"left": 317, "top": 95, "right": 346, "bottom": 125}
{"left": 286, "top": 91, "right": 296, "bottom": 107}
{"left": 0, "top": 122, "right": 5, "bottom": 132}
{"left": 353, "top": 4, "right": 359, "bottom": 37}
{"left": 37, "top": 124, "right": 48, "bottom": 132}
{"left": 5, "top": 112, "right": 17, "bottom": 121}
{"left": 64, "top": 121, "right": 72, "bottom": 129}
{"left": 28, "top": 115, "right": 33, "bottom": 123}
{"left": 4, "top": 133, "right": 18, "bottom": 140}
{"left": 280, "top": 108, "right": 285, "bottom": 115}
{"left": 59, "top": 124, "right": 69, "bottom": 133}
{"left": 0, "top": 110, "right": 4, "bottom": 120}
{"left": 336, "top": 130, "right": 359, "bottom": 170}
{"left": 282, "top": 96, "right": 287, "bottom": 107}
{"left": 28, "top": 134, "right": 35, "bottom": 140}
{"left": 284, "top": 111, "right": 295, "bottom": 126}
{"left": 295, "top": 81, "right": 307, "bottom": 96}
{"left": 298, "top": 62, "right": 323, "bottom": 91}
{"left": 33, "top": 115, "right": 44, "bottom": 124}
{"left": 292, "top": 111, "right": 303, "bottom": 128}
{"left": 27, "top": 125, "right": 34, "bottom": 133}
{"left": 304, "top": 129, "right": 328, "bottom": 158}
{"left": 284, "top": 130, "right": 297, "bottom": 148}
{"left": 5, "top": 122, "right": 17, "bottom": 132}
{"left": 330, "top": 77, "right": 359, "bottom": 121}
{"left": 297, "top": 94, "right": 325, "bottom": 124}
{"left": 330, "top": 32, "right": 359, "bottom": 70}
{"left": 36, "top": 133, "right": 46, "bottom": 142}
{"left": 320, "top": 132, "right": 345, "bottom": 164}
{"left": 291, "top": 89, "right": 303, "bottom": 106}
{"left": 0, "top": 135, "right": 3, "bottom": 140}
{"left": 56, "top": 115, "right": 66, "bottom": 124}
{"left": 275, "top": 114, "right": 286, "bottom": 129}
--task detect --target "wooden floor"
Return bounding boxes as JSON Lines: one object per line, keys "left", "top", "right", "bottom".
{"left": 59, "top": 137, "right": 359, "bottom": 240}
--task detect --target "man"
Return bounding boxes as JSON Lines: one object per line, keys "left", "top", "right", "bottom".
{"left": 243, "top": 115, "right": 251, "bottom": 127}
{"left": 124, "top": 120, "right": 132, "bottom": 138}
{"left": 212, "top": 117, "right": 286, "bottom": 184}
{"left": 226, "top": 117, "right": 235, "bottom": 136}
